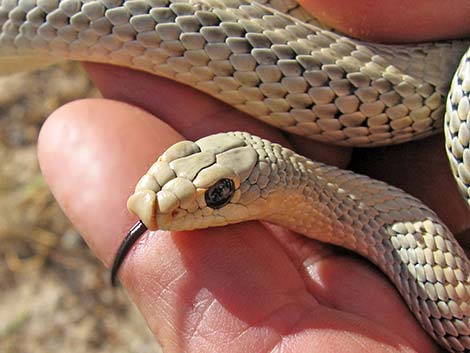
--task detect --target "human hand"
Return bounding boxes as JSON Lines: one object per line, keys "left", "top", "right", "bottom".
{"left": 38, "top": 0, "right": 470, "bottom": 352}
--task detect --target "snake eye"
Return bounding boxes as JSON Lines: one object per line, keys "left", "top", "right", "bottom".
{"left": 205, "top": 178, "right": 235, "bottom": 209}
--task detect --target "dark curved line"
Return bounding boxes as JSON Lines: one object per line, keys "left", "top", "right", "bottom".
{"left": 110, "top": 220, "right": 148, "bottom": 287}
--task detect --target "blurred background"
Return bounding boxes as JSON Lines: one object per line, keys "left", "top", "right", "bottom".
{"left": 0, "top": 63, "right": 160, "bottom": 352}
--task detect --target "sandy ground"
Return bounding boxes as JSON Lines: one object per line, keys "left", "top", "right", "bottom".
{"left": 0, "top": 62, "right": 160, "bottom": 353}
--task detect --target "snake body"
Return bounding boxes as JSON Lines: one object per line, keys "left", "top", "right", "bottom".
{"left": 2, "top": 0, "right": 470, "bottom": 351}
{"left": 1, "top": 0, "right": 469, "bottom": 146}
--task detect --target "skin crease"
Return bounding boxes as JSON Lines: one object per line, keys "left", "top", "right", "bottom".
{"left": 35, "top": 0, "right": 470, "bottom": 352}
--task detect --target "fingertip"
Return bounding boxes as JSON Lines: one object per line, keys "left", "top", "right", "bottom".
{"left": 38, "top": 98, "right": 182, "bottom": 265}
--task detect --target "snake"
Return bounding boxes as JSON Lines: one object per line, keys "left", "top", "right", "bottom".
{"left": 1, "top": 0, "right": 470, "bottom": 351}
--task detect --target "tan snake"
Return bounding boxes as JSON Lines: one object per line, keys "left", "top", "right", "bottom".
{"left": 1, "top": 0, "right": 470, "bottom": 351}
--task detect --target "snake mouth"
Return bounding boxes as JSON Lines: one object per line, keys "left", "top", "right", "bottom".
{"left": 112, "top": 187, "right": 187, "bottom": 285}
{"left": 127, "top": 190, "right": 157, "bottom": 230}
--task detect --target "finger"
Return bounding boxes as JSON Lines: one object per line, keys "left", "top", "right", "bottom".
{"left": 83, "top": 63, "right": 290, "bottom": 142}
{"left": 38, "top": 99, "right": 433, "bottom": 352}
{"left": 37, "top": 99, "right": 181, "bottom": 262}
{"left": 300, "top": 0, "right": 470, "bottom": 42}
{"left": 36, "top": 99, "right": 318, "bottom": 352}
{"left": 82, "top": 63, "right": 351, "bottom": 168}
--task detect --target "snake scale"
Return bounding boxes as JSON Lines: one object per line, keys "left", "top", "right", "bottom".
{"left": 1, "top": 0, "right": 470, "bottom": 351}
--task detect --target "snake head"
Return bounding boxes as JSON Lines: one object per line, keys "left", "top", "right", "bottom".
{"left": 127, "top": 132, "right": 276, "bottom": 231}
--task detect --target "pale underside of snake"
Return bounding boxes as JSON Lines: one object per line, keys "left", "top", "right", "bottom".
{"left": 2, "top": 0, "right": 470, "bottom": 351}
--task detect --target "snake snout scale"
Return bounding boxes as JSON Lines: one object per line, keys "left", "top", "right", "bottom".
{"left": 2, "top": 0, "right": 470, "bottom": 351}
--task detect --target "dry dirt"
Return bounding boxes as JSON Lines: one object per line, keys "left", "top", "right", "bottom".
{"left": 0, "top": 62, "right": 160, "bottom": 353}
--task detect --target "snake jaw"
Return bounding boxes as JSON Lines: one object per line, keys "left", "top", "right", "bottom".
{"left": 155, "top": 213, "right": 174, "bottom": 230}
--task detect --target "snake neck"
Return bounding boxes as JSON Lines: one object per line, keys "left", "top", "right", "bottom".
{"left": 260, "top": 149, "right": 391, "bottom": 265}
{"left": 255, "top": 139, "right": 468, "bottom": 278}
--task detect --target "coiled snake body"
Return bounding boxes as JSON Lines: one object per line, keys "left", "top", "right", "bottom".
{"left": 1, "top": 0, "right": 470, "bottom": 351}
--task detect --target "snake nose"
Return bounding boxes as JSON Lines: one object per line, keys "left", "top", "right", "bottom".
{"left": 127, "top": 190, "right": 157, "bottom": 229}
